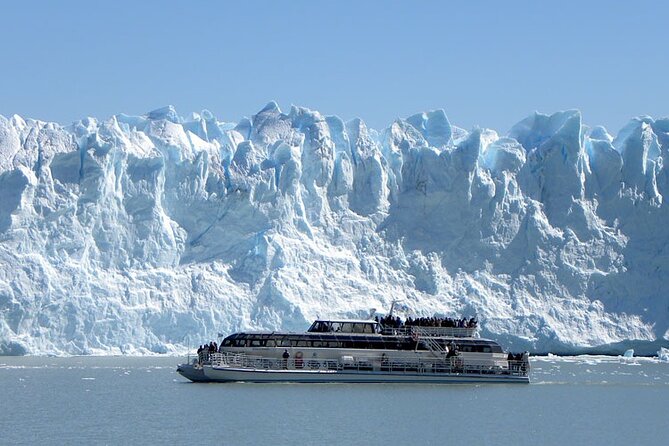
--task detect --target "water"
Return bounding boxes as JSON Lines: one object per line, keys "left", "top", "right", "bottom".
{"left": 1, "top": 355, "right": 668, "bottom": 446}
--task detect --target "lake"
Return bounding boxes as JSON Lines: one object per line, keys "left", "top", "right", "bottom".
{"left": 1, "top": 355, "right": 668, "bottom": 445}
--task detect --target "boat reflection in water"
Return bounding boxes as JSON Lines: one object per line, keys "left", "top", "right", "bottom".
{"left": 177, "top": 318, "right": 530, "bottom": 384}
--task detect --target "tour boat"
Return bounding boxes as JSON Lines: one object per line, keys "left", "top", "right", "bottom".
{"left": 176, "top": 318, "right": 530, "bottom": 384}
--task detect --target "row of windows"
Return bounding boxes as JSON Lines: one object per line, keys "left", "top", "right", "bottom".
{"left": 308, "top": 321, "right": 378, "bottom": 334}
{"left": 222, "top": 335, "right": 501, "bottom": 353}
{"left": 223, "top": 338, "right": 405, "bottom": 349}
{"left": 460, "top": 345, "right": 494, "bottom": 353}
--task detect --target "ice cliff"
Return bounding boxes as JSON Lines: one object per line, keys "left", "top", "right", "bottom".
{"left": 1, "top": 103, "right": 668, "bottom": 355}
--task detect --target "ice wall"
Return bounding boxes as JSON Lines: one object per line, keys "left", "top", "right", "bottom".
{"left": 0, "top": 104, "right": 667, "bottom": 355}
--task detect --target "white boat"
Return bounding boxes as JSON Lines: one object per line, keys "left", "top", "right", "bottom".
{"left": 176, "top": 318, "right": 530, "bottom": 384}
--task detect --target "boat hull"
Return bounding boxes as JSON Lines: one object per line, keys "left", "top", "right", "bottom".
{"left": 177, "top": 364, "right": 529, "bottom": 384}
{"left": 176, "top": 363, "right": 209, "bottom": 382}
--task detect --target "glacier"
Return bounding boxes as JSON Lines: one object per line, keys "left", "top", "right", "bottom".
{"left": 0, "top": 102, "right": 668, "bottom": 356}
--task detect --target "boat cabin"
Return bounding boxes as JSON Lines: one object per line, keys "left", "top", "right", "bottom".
{"left": 307, "top": 319, "right": 380, "bottom": 334}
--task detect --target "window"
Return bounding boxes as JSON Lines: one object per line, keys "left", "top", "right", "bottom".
{"left": 342, "top": 340, "right": 355, "bottom": 349}
{"left": 308, "top": 321, "right": 331, "bottom": 333}
{"left": 369, "top": 340, "right": 386, "bottom": 349}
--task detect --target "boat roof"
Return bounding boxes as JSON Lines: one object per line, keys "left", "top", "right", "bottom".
{"left": 312, "top": 319, "right": 378, "bottom": 324}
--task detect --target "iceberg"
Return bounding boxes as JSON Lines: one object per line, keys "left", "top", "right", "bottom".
{"left": 0, "top": 104, "right": 667, "bottom": 356}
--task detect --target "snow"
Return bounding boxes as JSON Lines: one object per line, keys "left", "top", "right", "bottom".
{"left": 0, "top": 104, "right": 668, "bottom": 356}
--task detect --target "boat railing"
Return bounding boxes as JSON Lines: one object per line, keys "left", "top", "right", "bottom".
{"left": 205, "top": 352, "right": 529, "bottom": 377}
{"left": 380, "top": 325, "right": 477, "bottom": 338}
{"left": 208, "top": 352, "right": 342, "bottom": 371}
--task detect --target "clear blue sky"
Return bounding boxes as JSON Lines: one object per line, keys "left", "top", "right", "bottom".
{"left": 1, "top": 1, "right": 666, "bottom": 134}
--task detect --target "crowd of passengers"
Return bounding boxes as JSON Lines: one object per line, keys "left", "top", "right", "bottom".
{"left": 507, "top": 352, "right": 526, "bottom": 361}
{"left": 375, "top": 315, "right": 478, "bottom": 329}
{"left": 197, "top": 342, "right": 221, "bottom": 355}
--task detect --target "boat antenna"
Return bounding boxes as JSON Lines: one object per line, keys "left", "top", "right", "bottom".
{"left": 388, "top": 300, "right": 397, "bottom": 317}
{"left": 182, "top": 334, "right": 191, "bottom": 363}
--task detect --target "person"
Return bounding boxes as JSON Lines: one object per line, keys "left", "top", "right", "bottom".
{"left": 282, "top": 349, "right": 290, "bottom": 369}
{"left": 381, "top": 353, "right": 389, "bottom": 371}
{"left": 447, "top": 341, "right": 456, "bottom": 358}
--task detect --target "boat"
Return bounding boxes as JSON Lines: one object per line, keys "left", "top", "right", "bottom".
{"left": 177, "top": 317, "right": 530, "bottom": 384}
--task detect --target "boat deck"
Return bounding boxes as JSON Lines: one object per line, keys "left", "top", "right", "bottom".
{"left": 178, "top": 352, "right": 530, "bottom": 384}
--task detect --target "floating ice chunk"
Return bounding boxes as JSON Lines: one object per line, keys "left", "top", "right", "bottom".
{"left": 623, "top": 349, "right": 634, "bottom": 358}
{"left": 659, "top": 347, "right": 669, "bottom": 362}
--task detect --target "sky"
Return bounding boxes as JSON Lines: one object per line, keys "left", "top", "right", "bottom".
{"left": 0, "top": 1, "right": 667, "bottom": 135}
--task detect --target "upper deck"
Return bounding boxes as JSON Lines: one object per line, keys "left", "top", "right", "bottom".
{"left": 308, "top": 320, "right": 379, "bottom": 334}
{"left": 307, "top": 319, "right": 477, "bottom": 338}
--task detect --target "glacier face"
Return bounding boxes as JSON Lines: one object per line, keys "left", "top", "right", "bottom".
{"left": 0, "top": 103, "right": 668, "bottom": 356}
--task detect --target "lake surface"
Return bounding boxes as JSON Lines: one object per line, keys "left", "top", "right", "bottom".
{"left": 1, "top": 355, "right": 668, "bottom": 445}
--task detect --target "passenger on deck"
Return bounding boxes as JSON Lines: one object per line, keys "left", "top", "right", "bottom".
{"left": 377, "top": 314, "right": 478, "bottom": 331}
{"left": 446, "top": 342, "right": 459, "bottom": 358}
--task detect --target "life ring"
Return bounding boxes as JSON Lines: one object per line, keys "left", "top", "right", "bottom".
{"left": 295, "top": 351, "right": 304, "bottom": 369}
